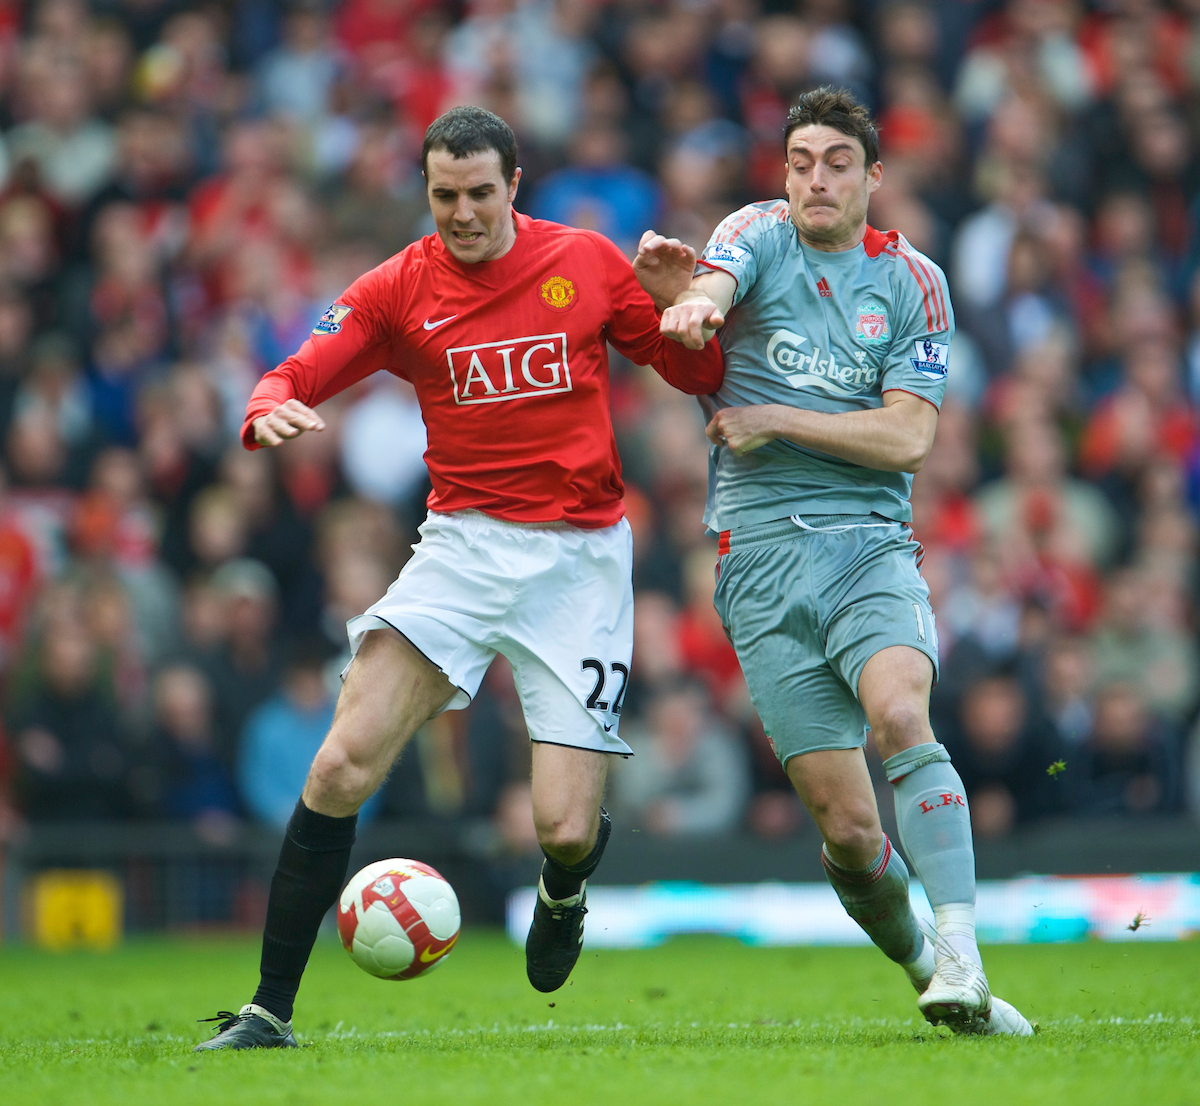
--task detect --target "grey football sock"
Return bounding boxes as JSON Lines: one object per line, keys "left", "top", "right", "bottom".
{"left": 884, "top": 743, "right": 979, "bottom": 962}
{"left": 822, "top": 833, "right": 927, "bottom": 975}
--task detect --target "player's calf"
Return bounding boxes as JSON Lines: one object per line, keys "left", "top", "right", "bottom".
{"left": 526, "top": 807, "right": 612, "bottom": 993}
{"left": 822, "top": 833, "right": 934, "bottom": 992}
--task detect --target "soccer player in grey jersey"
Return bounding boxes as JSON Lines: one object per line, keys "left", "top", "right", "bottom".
{"left": 634, "top": 88, "right": 1032, "bottom": 1035}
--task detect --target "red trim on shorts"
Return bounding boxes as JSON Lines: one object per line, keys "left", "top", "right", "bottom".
{"left": 718, "top": 529, "right": 731, "bottom": 556}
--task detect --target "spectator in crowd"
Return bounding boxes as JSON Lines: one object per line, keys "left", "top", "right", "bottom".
{"left": 1088, "top": 568, "right": 1199, "bottom": 721}
{"left": 1073, "top": 681, "right": 1183, "bottom": 816}
{"left": 238, "top": 637, "right": 379, "bottom": 827}
{"left": 616, "top": 678, "right": 749, "bottom": 835}
{"left": 8, "top": 617, "right": 126, "bottom": 820}
{"left": 532, "top": 121, "right": 662, "bottom": 255}
{"left": 943, "top": 670, "right": 1068, "bottom": 839}
{"left": 145, "top": 663, "right": 239, "bottom": 840}
{"left": 202, "top": 557, "right": 283, "bottom": 769}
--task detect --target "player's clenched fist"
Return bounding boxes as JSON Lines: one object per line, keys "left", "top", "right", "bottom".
{"left": 705, "top": 405, "right": 781, "bottom": 455}
{"left": 660, "top": 296, "right": 726, "bottom": 350}
{"left": 253, "top": 398, "right": 326, "bottom": 447}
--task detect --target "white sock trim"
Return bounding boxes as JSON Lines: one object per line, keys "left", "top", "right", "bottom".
{"left": 902, "top": 937, "right": 936, "bottom": 985}
{"left": 933, "top": 902, "right": 981, "bottom": 965}
{"left": 241, "top": 1003, "right": 290, "bottom": 1033}
{"left": 537, "top": 874, "right": 585, "bottom": 909}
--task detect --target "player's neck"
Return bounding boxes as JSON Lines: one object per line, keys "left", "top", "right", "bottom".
{"left": 487, "top": 211, "right": 519, "bottom": 261}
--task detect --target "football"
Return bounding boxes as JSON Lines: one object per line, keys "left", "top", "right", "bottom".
{"left": 336, "top": 859, "right": 461, "bottom": 980}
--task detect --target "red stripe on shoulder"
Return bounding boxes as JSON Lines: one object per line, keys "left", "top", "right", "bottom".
{"left": 898, "top": 242, "right": 947, "bottom": 331}
{"left": 895, "top": 248, "right": 935, "bottom": 332}
{"left": 907, "top": 248, "right": 946, "bottom": 331}
{"left": 715, "top": 211, "right": 755, "bottom": 244}
{"left": 718, "top": 202, "right": 790, "bottom": 244}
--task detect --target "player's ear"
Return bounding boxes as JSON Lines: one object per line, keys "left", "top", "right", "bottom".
{"left": 508, "top": 166, "right": 522, "bottom": 203}
{"left": 867, "top": 161, "right": 883, "bottom": 193}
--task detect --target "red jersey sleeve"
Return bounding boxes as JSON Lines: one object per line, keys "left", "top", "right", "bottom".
{"left": 589, "top": 234, "right": 724, "bottom": 395}
{"left": 240, "top": 264, "right": 400, "bottom": 449}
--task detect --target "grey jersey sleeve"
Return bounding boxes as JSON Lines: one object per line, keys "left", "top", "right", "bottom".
{"left": 879, "top": 242, "right": 955, "bottom": 410}
{"left": 697, "top": 202, "right": 788, "bottom": 306}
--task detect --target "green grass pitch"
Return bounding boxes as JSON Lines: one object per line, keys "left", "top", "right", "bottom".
{"left": 0, "top": 932, "right": 1196, "bottom": 1105}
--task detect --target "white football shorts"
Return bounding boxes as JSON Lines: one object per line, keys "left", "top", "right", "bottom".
{"left": 346, "top": 509, "right": 635, "bottom": 756}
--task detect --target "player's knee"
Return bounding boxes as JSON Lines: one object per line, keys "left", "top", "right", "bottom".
{"left": 306, "top": 742, "right": 374, "bottom": 811}
{"left": 804, "top": 787, "right": 879, "bottom": 860}
{"left": 820, "top": 811, "right": 880, "bottom": 861}
{"left": 534, "top": 812, "right": 595, "bottom": 865}
{"left": 869, "top": 698, "right": 932, "bottom": 757}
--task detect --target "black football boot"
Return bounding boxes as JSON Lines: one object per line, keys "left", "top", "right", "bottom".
{"left": 193, "top": 1004, "right": 298, "bottom": 1051}
{"left": 525, "top": 878, "right": 589, "bottom": 993}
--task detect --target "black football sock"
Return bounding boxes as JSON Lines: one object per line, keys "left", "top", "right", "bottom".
{"left": 252, "top": 799, "right": 358, "bottom": 1023}
{"left": 540, "top": 807, "right": 611, "bottom": 901}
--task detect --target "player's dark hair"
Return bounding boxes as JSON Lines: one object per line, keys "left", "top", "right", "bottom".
{"left": 422, "top": 106, "right": 518, "bottom": 182}
{"left": 784, "top": 86, "right": 880, "bottom": 167}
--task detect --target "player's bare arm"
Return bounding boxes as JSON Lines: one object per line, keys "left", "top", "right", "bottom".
{"left": 633, "top": 231, "right": 698, "bottom": 311}
{"left": 706, "top": 390, "right": 938, "bottom": 473}
{"left": 660, "top": 270, "right": 735, "bottom": 349}
{"left": 252, "top": 399, "right": 326, "bottom": 447}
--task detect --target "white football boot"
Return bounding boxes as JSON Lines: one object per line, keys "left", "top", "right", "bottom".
{"left": 917, "top": 925, "right": 1033, "bottom": 1036}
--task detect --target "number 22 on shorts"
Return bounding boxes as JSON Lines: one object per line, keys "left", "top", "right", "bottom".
{"left": 580, "top": 659, "right": 630, "bottom": 716}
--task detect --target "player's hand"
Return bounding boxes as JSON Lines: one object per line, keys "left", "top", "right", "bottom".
{"left": 253, "top": 399, "right": 326, "bottom": 447}
{"left": 706, "top": 405, "right": 779, "bottom": 455}
{"left": 661, "top": 297, "right": 725, "bottom": 349}
{"left": 634, "top": 230, "right": 697, "bottom": 311}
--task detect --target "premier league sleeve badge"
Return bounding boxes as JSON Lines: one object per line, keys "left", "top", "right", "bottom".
{"left": 910, "top": 339, "right": 949, "bottom": 380}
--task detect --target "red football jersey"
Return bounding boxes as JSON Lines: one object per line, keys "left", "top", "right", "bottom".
{"left": 243, "top": 212, "right": 723, "bottom": 528}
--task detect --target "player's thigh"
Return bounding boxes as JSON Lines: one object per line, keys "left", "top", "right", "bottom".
{"left": 504, "top": 520, "right": 635, "bottom": 755}
{"left": 857, "top": 645, "right": 935, "bottom": 759}
{"left": 714, "top": 536, "right": 868, "bottom": 764}
{"left": 820, "top": 525, "right": 939, "bottom": 720}
{"left": 304, "top": 628, "right": 456, "bottom": 814}
{"left": 530, "top": 741, "right": 609, "bottom": 854}
{"left": 347, "top": 511, "right": 510, "bottom": 713}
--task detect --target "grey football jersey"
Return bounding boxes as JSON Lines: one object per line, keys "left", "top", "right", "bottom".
{"left": 698, "top": 200, "right": 953, "bottom": 530}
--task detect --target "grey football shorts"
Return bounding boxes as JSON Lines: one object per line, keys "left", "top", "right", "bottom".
{"left": 712, "top": 514, "right": 939, "bottom": 766}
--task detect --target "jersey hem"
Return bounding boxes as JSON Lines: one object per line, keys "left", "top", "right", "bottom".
{"left": 428, "top": 504, "right": 626, "bottom": 531}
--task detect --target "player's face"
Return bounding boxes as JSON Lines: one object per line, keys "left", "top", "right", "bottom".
{"left": 426, "top": 148, "right": 522, "bottom": 264}
{"left": 784, "top": 125, "right": 882, "bottom": 251}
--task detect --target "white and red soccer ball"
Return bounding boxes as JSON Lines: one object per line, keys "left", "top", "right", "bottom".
{"left": 337, "top": 859, "right": 461, "bottom": 980}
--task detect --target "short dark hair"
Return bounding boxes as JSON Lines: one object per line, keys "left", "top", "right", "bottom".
{"left": 784, "top": 86, "right": 880, "bottom": 167}
{"left": 421, "top": 106, "right": 518, "bottom": 182}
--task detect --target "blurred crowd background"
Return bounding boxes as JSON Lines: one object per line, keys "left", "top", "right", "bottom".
{"left": 0, "top": 0, "right": 1198, "bottom": 864}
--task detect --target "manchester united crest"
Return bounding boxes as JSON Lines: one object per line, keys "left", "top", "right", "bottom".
{"left": 540, "top": 275, "right": 576, "bottom": 309}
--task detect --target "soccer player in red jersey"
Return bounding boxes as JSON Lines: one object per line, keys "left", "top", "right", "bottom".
{"left": 195, "top": 106, "right": 723, "bottom": 1051}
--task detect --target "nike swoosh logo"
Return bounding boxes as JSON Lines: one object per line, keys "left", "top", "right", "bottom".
{"left": 423, "top": 315, "right": 458, "bottom": 330}
{"left": 419, "top": 935, "right": 458, "bottom": 963}
{"left": 603, "top": 724, "right": 614, "bottom": 733}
